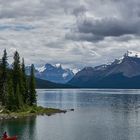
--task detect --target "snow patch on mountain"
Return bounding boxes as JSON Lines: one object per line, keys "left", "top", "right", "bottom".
{"left": 117, "top": 57, "right": 123, "bottom": 64}
{"left": 126, "top": 50, "right": 140, "bottom": 58}
{"left": 120, "top": 50, "right": 140, "bottom": 58}
{"left": 94, "top": 64, "right": 107, "bottom": 70}
{"left": 72, "top": 68, "right": 80, "bottom": 74}
{"left": 36, "top": 66, "right": 46, "bottom": 72}
{"left": 62, "top": 73, "right": 69, "bottom": 79}
{"left": 55, "top": 63, "right": 61, "bottom": 68}
{"left": 106, "top": 51, "right": 140, "bottom": 67}
{"left": 68, "top": 50, "right": 140, "bottom": 87}
{"left": 26, "top": 63, "right": 75, "bottom": 84}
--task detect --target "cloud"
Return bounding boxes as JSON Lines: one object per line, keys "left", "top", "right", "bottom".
{"left": 0, "top": 24, "right": 35, "bottom": 31}
{"left": 66, "top": 0, "right": 140, "bottom": 42}
{"left": 65, "top": 32, "right": 103, "bottom": 42}
{"left": 77, "top": 17, "right": 139, "bottom": 37}
{"left": 0, "top": 0, "right": 140, "bottom": 70}
{"left": 72, "top": 5, "right": 87, "bottom": 17}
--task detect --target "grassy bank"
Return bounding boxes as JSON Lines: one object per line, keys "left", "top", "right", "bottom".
{"left": 0, "top": 106, "right": 67, "bottom": 120}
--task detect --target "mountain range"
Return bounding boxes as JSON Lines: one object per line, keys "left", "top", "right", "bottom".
{"left": 68, "top": 51, "right": 140, "bottom": 88}
{"left": 26, "top": 63, "right": 74, "bottom": 84}
{"left": 35, "top": 77, "right": 72, "bottom": 89}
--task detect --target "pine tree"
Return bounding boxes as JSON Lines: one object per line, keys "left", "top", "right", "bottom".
{"left": 0, "top": 49, "right": 8, "bottom": 106}
{"left": 6, "top": 79, "right": 15, "bottom": 110}
{"left": 12, "top": 51, "right": 23, "bottom": 108}
{"left": 0, "top": 58, "right": 2, "bottom": 105}
{"left": 29, "top": 64, "right": 37, "bottom": 106}
{"left": 15, "top": 83, "right": 22, "bottom": 108}
{"left": 21, "top": 58, "right": 29, "bottom": 104}
{"left": 0, "top": 50, "right": 37, "bottom": 110}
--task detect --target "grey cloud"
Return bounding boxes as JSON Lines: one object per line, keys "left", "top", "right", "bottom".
{"left": 0, "top": 0, "right": 64, "bottom": 18}
{"left": 0, "top": 0, "right": 86, "bottom": 19}
{"left": 76, "top": 18, "right": 140, "bottom": 40}
{"left": 65, "top": 0, "right": 140, "bottom": 42}
{"left": 1, "top": 0, "right": 140, "bottom": 69}
{"left": 109, "top": 35, "right": 136, "bottom": 42}
{"left": 66, "top": 17, "right": 140, "bottom": 42}
{"left": 72, "top": 5, "right": 87, "bottom": 17}
{"left": 65, "top": 32, "right": 103, "bottom": 42}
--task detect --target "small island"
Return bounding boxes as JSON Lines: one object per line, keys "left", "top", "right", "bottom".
{"left": 0, "top": 50, "right": 66, "bottom": 120}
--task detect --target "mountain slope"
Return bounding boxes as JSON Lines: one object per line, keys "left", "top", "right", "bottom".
{"left": 35, "top": 78, "right": 72, "bottom": 89}
{"left": 68, "top": 51, "right": 140, "bottom": 88}
{"left": 26, "top": 63, "right": 74, "bottom": 84}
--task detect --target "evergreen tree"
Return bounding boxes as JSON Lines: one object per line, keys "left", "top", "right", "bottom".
{"left": 0, "top": 50, "right": 37, "bottom": 110}
{"left": 21, "top": 58, "right": 29, "bottom": 104}
{"left": 12, "top": 51, "right": 23, "bottom": 108}
{"left": 29, "top": 64, "right": 37, "bottom": 106}
{"left": 15, "top": 83, "right": 22, "bottom": 108}
{"left": 6, "top": 79, "right": 15, "bottom": 110}
{"left": 0, "top": 59, "right": 2, "bottom": 105}
{"left": 0, "top": 49, "right": 8, "bottom": 106}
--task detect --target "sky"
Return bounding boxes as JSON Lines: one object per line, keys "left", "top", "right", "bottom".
{"left": 0, "top": 0, "right": 140, "bottom": 70}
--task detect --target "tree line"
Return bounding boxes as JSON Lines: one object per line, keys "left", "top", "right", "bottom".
{"left": 0, "top": 49, "right": 37, "bottom": 111}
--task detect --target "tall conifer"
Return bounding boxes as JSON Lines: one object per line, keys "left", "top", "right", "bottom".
{"left": 21, "top": 58, "right": 29, "bottom": 104}
{"left": 29, "top": 64, "right": 37, "bottom": 106}
{"left": 13, "top": 51, "right": 23, "bottom": 107}
{"left": 7, "top": 79, "right": 15, "bottom": 110}
{"left": 0, "top": 49, "right": 8, "bottom": 106}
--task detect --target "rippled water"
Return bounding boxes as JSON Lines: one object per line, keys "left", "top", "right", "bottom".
{"left": 1, "top": 89, "right": 140, "bottom": 140}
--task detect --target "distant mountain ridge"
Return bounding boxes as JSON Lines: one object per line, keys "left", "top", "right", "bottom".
{"left": 35, "top": 77, "right": 72, "bottom": 89}
{"left": 68, "top": 51, "right": 140, "bottom": 88}
{"left": 26, "top": 63, "right": 74, "bottom": 84}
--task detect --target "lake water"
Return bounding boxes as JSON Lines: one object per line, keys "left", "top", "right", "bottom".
{"left": 1, "top": 89, "right": 140, "bottom": 140}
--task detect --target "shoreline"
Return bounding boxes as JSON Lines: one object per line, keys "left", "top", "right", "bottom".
{"left": 0, "top": 106, "right": 71, "bottom": 120}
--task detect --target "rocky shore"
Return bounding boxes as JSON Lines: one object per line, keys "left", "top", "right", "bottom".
{"left": 0, "top": 106, "right": 70, "bottom": 120}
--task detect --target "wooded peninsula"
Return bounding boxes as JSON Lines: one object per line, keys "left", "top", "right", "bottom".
{"left": 0, "top": 50, "right": 66, "bottom": 120}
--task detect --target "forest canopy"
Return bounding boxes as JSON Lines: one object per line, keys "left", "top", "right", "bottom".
{"left": 0, "top": 49, "right": 37, "bottom": 111}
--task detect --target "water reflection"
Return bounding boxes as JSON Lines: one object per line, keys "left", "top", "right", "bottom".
{"left": 36, "top": 89, "right": 140, "bottom": 140}
{"left": 37, "top": 89, "right": 140, "bottom": 110}
{"left": 1, "top": 89, "right": 140, "bottom": 140}
{"left": 0, "top": 117, "right": 37, "bottom": 140}
{"left": 37, "top": 89, "right": 79, "bottom": 109}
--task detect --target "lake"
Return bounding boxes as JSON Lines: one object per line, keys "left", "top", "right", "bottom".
{"left": 1, "top": 89, "right": 140, "bottom": 140}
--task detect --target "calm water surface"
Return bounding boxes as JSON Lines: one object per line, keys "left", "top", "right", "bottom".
{"left": 1, "top": 89, "right": 140, "bottom": 140}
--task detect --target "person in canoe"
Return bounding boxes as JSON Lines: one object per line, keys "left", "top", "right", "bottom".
{"left": 2, "top": 132, "right": 8, "bottom": 139}
{"left": 1, "top": 132, "right": 17, "bottom": 140}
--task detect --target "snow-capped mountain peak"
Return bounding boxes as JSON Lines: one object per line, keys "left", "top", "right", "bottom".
{"left": 124, "top": 50, "right": 140, "bottom": 58}
{"left": 55, "top": 63, "right": 62, "bottom": 68}
{"left": 108, "top": 51, "right": 140, "bottom": 66}
{"left": 69, "top": 50, "right": 140, "bottom": 88}
{"left": 26, "top": 63, "right": 75, "bottom": 84}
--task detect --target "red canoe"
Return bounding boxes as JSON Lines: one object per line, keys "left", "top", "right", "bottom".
{"left": 1, "top": 136, "right": 17, "bottom": 140}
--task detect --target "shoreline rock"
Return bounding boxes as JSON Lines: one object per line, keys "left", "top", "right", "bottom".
{"left": 0, "top": 107, "right": 74, "bottom": 120}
